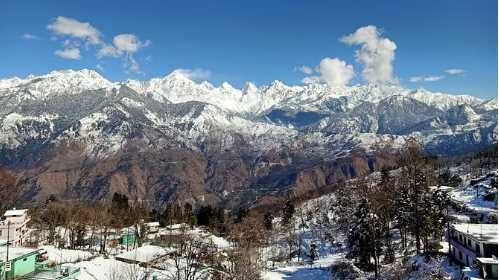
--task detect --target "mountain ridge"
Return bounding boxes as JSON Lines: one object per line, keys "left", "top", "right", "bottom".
{"left": 0, "top": 68, "right": 496, "bottom": 207}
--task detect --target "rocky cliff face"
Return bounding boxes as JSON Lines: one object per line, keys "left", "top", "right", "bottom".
{"left": 0, "top": 69, "right": 496, "bottom": 208}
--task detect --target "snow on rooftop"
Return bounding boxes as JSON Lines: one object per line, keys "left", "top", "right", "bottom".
{"left": 452, "top": 223, "right": 498, "bottom": 244}
{"left": 0, "top": 246, "right": 39, "bottom": 261}
{"left": 477, "top": 257, "right": 498, "bottom": 264}
{"left": 41, "top": 245, "right": 94, "bottom": 264}
{"left": 3, "top": 209, "right": 28, "bottom": 217}
{"left": 116, "top": 245, "right": 173, "bottom": 264}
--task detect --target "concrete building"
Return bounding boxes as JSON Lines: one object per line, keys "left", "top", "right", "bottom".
{"left": 448, "top": 223, "right": 498, "bottom": 279}
{"left": 0, "top": 245, "right": 79, "bottom": 280}
{"left": 0, "top": 246, "right": 42, "bottom": 279}
{"left": 0, "top": 209, "right": 30, "bottom": 247}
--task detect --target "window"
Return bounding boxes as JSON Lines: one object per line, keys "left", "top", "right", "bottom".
{"left": 459, "top": 251, "right": 463, "bottom": 260}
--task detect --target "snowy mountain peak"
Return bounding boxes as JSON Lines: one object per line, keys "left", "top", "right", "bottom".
{"left": 0, "top": 68, "right": 113, "bottom": 99}
{"left": 480, "top": 97, "right": 498, "bottom": 111}
{"left": 164, "top": 70, "right": 196, "bottom": 82}
{"left": 0, "top": 77, "right": 25, "bottom": 89}
{"left": 0, "top": 68, "right": 487, "bottom": 116}
{"left": 242, "top": 82, "right": 258, "bottom": 95}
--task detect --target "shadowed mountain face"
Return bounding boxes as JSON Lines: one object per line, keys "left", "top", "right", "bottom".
{"left": 0, "top": 70, "right": 496, "bottom": 207}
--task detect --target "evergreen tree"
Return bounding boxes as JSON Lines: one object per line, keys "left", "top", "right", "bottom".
{"left": 347, "top": 198, "right": 373, "bottom": 266}
{"left": 263, "top": 212, "right": 273, "bottom": 231}
{"left": 197, "top": 205, "right": 214, "bottom": 226}
{"left": 281, "top": 200, "right": 295, "bottom": 225}
{"left": 309, "top": 243, "right": 318, "bottom": 263}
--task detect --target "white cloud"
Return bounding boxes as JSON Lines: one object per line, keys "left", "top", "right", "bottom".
{"left": 47, "top": 17, "right": 151, "bottom": 75}
{"left": 302, "top": 76, "right": 321, "bottom": 84}
{"left": 341, "top": 25, "right": 397, "bottom": 84}
{"left": 409, "top": 75, "right": 444, "bottom": 82}
{"left": 22, "top": 33, "right": 39, "bottom": 40}
{"left": 97, "top": 44, "right": 121, "bottom": 58}
{"left": 97, "top": 34, "right": 151, "bottom": 74}
{"left": 98, "top": 34, "right": 150, "bottom": 58}
{"left": 63, "top": 39, "right": 81, "bottom": 48}
{"left": 125, "top": 56, "right": 142, "bottom": 74}
{"left": 445, "top": 68, "right": 465, "bottom": 75}
{"left": 424, "top": 75, "right": 444, "bottom": 82}
{"left": 302, "top": 58, "right": 354, "bottom": 87}
{"left": 47, "top": 16, "right": 101, "bottom": 45}
{"left": 54, "top": 48, "right": 81, "bottom": 60}
{"left": 113, "top": 34, "right": 150, "bottom": 53}
{"left": 295, "top": 65, "right": 314, "bottom": 75}
{"left": 173, "top": 68, "right": 212, "bottom": 81}
{"left": 317, "top": 57, "right": 355, "bottom": 86}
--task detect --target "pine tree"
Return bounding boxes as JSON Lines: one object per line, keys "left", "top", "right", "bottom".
{"left": 281, "top": 200, "right": 295, "bottom": 225}
{"left": 309, "top": 243, "right": 318, "bottom": 263}
{"left": 347, "top": 198, "right": 373, "bottom": 266}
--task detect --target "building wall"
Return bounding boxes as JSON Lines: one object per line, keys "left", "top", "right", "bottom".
{"left": 0, "top": 217, "right": 30, "bottom": 247}
{"left": 12, "top": 253, "right": 37, "bottom": 277}
{"left": 449, "top": 238, "right": 477, "bottom": 266}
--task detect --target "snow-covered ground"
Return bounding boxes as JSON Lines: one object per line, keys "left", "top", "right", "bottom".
{"left": 151, "top": 223, "right": 231, "bottom": 249}
{"left": 41, "top": 245, "right": 95, "bottom": 264}
{"left": 449, "top": 171, "right": 497, "bottom": 218}
{"left": 72, "top": 256, "right": 151, "bottom": 280}
{"left": 262, "top": 254, "right": 344, "bottom": 280}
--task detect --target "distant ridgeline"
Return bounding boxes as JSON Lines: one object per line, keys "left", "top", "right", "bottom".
{"left": 0, "top": 69, "right": 496, "bottom": 209}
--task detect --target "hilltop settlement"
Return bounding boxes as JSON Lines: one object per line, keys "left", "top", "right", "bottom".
{"left": 0, "top": 142, "right": 496, "bottom": 280}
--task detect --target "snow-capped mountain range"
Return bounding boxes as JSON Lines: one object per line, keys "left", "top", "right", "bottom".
{"left": 0, "top": 68, "right": 496, "bottom": 205}
{"left": 0, "top": 69, "right": 495, "bottom": 156}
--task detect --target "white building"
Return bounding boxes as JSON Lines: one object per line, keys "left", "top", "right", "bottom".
{"left": 448, "top": 223, "right": 498, "bottom": 278}
{"left": 145, "top": 222, "right": 160, "bottom": 233}
{"left": 0, "top": 209, "right": 30, "bottom": 247}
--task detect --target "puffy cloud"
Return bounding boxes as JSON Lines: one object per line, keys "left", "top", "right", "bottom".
{"left": 302, "top": 57, "right": 355, "bottom": 87}
{"left": 97, "top": 34, "right": 151, "bottom": 74}
{"left": 54, "top": 48, "right": 81, "bottom": 60}
{"left": 98, "top": 34, "right": 150, "bottom": 58}
{"left": 22, "top": 33, "right": 39, "bottom": 40}
{"left": 47, "top": 16, "right": 101, "bottom": 45}
{"left": 317, "top": 57, "right": 355, "bottom": 86}
{"left": 445, "top": 68, "right": 465, "bottom": 75}
{"left": 341, "top": 25, "right": 397, "bottom": 84}
{"left": 113, "top": 34, "right": 150, "bottom": 53}
{"left": 173, "top": 68, "right": 212, "bottom": 81}
{"left": 47, "top": 16, "right": 151, "bottom": 74}
{"left": 295, "top": 65, "right": 314, "bottom": 75}
{"left": 96, "top": 44, "right": 120, "bottom": 58}
{"left": 409, "top": 75, "right": 444, "bottom": 82}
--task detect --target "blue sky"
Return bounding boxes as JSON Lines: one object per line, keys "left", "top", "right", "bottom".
{"left": 1, "top": 0, "right": 497, "bottom": 98}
